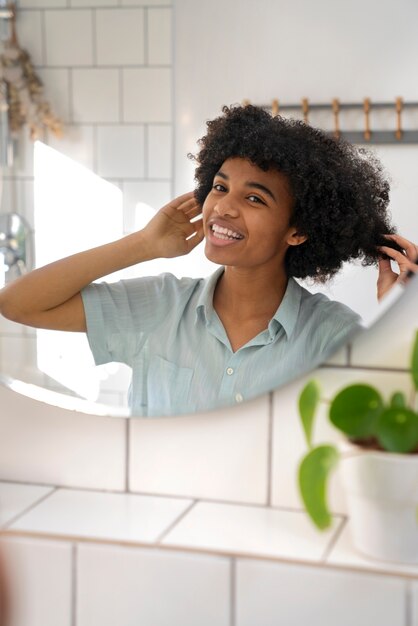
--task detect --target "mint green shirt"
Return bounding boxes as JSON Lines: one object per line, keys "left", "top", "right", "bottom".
{"left": 81, "top": 267, "right": 362, "bottom": 417}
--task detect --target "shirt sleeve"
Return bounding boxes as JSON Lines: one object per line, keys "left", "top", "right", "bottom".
{"left": 80, "top": 274, "right": 180, "bottom": 366}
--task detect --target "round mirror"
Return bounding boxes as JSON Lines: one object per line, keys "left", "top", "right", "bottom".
{"left": 0, "top": 0, "right": 417, "bottom": 417}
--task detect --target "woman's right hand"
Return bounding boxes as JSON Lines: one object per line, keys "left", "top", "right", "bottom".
{"left": 142, "top": 191, "right": 205, "bottom": 258}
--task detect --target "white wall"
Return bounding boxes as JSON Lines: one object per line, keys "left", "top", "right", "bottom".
{"left": 0, "top": 0, "right": 174, "bottom": 406}
{"left": 174, "top": 0, "right": 418, "bottom": 322}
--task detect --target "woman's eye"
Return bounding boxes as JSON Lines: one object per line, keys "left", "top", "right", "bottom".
{"left": 212, "top": 183, "right": 226, "bottom": 192}
{"left": 248, "top": 195, "right": 265, "bottom": 204}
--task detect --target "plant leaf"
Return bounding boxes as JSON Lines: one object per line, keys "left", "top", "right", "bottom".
{"left": 376, "top": 407, "right": 418, "bottom": 453}
{"left": 329, "top": 384, "right": 384, "bottom": 439}
{"left": 390, "top": 392, "right": 407, "bottom": 409}
{"left": 298, "top": 380, "right": 321, "bottom": 448}
{"left": 411, "top": 330, "right": 418, "bottom": 392}
{"left": 298, "top": 444, "right": 340, "bottom": 530}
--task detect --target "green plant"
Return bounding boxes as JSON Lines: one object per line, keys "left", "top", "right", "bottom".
{"left": 298, "top": 330, "right": 418, "bottom": 530}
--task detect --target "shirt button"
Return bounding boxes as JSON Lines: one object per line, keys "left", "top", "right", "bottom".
{"left": 226, "top": 367, "right": 234, "bottom": 376}
{"left": 235, "top": 393, "right": 243, "bottom": 403}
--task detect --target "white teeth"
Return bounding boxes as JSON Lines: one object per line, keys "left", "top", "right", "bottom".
{"left": 211, "top": 223, "right": 243, "bottom": 240}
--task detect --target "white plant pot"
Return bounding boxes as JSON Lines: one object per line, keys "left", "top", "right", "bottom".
{"left": 339, "top": 442, "right": 418, "bottom": 564}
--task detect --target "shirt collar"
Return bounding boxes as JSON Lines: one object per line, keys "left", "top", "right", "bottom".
{"left": 269, "top": 277, "right": 302, "bottom": 339}
{"left": 195, "top": 268, "right": 302, "bottom": 339}
{"left": 195, "top": 266, "right": 225, "bottom": 325}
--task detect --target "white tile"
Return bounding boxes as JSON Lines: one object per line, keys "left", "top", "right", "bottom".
{"left": 72, "top": 0, "right": 116, "bottom": 5}
{"left": 148, "top": 8, "right": 172, "bottom": 65}
{"left": 72, "top": 69, "right": 120, "bottom": 123}
{"left": 36, "top": 68, "right": 70, "bottom": 124}
{"left": 0, "top": 178, "right": 35, "bottom": 231}
{"left": 77, "top": 543, "right": 229, "bottom": 626}
{"left": 11, "top": 488, "right": 192, "bottom": 544}
{"left": 96, "top": 9, "right": 145, "bottom": 66}
{"left": 122, "top": 180, "right": 171, "bottom": 233}
{"left": 12, "top": 130, "right": 36, "bottom": 178}
{"left": 0, "top": 482, "right": 53, "bottom": 527}
{"left": 129, "top": 394, "right": 270, "bottom": 503}
{"left": 236, "top": 558, "right": 406, "bottom": 626}
{"left": 45, "top": 124, "right": 95, "bottom": 171}
{"left": 122, "top": 0, "right": 171, "bottom": 4}
{"left": 0, "top": 336, "right": 38, "bottom": 382}
{"left": 328, "top": 522, "right": 418, "bottom": 577}
{"left": 123, "top": 68, "right": 171, "bottom": 122}
{"left": 412, "top": 582, "right": 418, "bottom": 626}
{"left": 0, "top": 536, "right": 72, "bottom": 626}
{"left": 350, "top": 274, "right": 418, "bottom": 368}
{"left": 97, "top": 125, "right": 145, "bottom": 178}
{"left": 148, "top": 124, "right": 172, "bottom": 178}
{"left": 0, "top": 383, "right": 126, "bottom": 490}
{"left": 271, "top": 369, "right": 413, "bottom": 512}
{"left": 15, "top": 11, "right": 43, "bottom": 65}
{"left": 19, "top": 0, "right": 66, "bottom": 6}
{"left": 163, "top": 502, "right": 342, "bottom": 561}
{"left": 45, "top": 10, "right": 93, "bottom": 66}
{"left": 322, "top": 342, "right": 349, "bottom": 366}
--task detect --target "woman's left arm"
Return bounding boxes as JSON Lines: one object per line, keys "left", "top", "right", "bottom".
{"left": 377, "top": 233, "right": 418, "bottom": 301}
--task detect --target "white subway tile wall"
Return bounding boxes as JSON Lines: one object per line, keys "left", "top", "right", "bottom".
{"left": 76, "top": 543, "right": 230, "bottom": 626}
{"left": 0, "top": 2, "right": 174, "bottom": 405}
{"left": 95, "top": 9, "right": 145, "bottom": 66}
{"left": 0, "top": 536, "right": 73, "bottom": 626}
{"left": 235, "top": 559, "right": 407, "bottom": 626}
{"left": 129, "top": 394, "right": 270, "bottom": 503}
{"left": 97, "top": 124, "right": 145, "bottom": 178}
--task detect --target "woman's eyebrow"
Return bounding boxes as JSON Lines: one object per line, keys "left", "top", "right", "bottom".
{"left": 246, "top": 181, "right": 276, "bottom": 202}
{"left": 214, "top": 170, "right": 276, "bottom": 201}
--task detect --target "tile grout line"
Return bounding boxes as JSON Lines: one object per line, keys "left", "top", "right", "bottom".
{"left": 266, "top": 391, "right": 274, "bottom": 506}
{"left": 1, "top": 486, "right": 58, "bottom": 530}
{"left": 405, "top": 580, "right": 412, "bottom": 626}
{"left": 125, "top": 417, "right": 130, "bottom": 492}
{"left": 319, "top": 516, "right": 348, "bottom": 562}
{"left": 230, "top": 557, "right": 236, "bottom": 626}
{"left": 40, "top": 9, "right": 47, "bottom": 66}
{"left": 144, "top": 7, "right": 148, "bottom": 66}
{"left": 92, "top": 8, "right": 97, "bottom": 68}
{"left": 154, "top": 499, "right": 197, "bottom": 544}
{"left": 71, "top": 543, "right": 77, "bottom": 626}
{"left": 347, "top": 341, "right": 352, "bottom": 366}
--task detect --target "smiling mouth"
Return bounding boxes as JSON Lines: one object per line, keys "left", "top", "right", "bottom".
{"left": 210, "top": 223, "right": 244, "bottom": 241}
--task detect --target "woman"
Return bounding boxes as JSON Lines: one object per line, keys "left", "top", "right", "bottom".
{"left": 0, "top": 105, "right": 416, "bottom": 415}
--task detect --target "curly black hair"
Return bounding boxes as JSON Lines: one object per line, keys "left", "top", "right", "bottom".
{"left": 190, "top": 104, "right": 396, "bottom": 281}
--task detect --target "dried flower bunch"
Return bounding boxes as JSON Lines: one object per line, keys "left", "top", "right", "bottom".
{"left": 0, "top": 4, "right": 62, "bottom": 140}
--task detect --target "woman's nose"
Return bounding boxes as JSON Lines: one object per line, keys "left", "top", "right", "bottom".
{"left": 214, "top": 196, "right": 239, "bottom": 217}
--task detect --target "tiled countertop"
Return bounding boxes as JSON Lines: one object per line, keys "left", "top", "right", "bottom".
{"left": 0, "top": 481, "right": 417, "bottom": 580}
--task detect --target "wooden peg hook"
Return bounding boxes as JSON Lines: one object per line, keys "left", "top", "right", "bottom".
{"left": 363, "top": 98, "right": 371, "bottom": 141}
{"left": 332, "top": 98, "right": 340, "bottom": 139}
{"left": 301, "top": 98, "right": 309, "bottom": 124}
{"left": 395, "top": 97, "right": 403, "bottom": 140}
{"left": 271, "top": 99, "right": 279, "bottom": 116}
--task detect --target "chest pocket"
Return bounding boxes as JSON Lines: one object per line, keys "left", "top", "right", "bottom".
{"left": 146, "top": 355, "right": 194, "bottom": 417}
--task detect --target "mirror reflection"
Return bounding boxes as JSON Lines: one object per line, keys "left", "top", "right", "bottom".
{"left": 1, "top": 105, "right": 417, "bottom": 416}
{"left": 0, "top": 0, "right": 417, "bottom": 416}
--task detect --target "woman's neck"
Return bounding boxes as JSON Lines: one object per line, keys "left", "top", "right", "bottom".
{"left": 213, "top": 265, "right": 289, "bottom": 323}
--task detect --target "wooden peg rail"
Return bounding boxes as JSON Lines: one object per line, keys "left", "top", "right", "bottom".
{"left": 248, "top": 99, "right": 418, "bottom": 144}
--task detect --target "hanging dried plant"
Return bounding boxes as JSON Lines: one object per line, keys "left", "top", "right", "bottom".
{"left": 0, "top": 4, "right": 62, "bottom": 140}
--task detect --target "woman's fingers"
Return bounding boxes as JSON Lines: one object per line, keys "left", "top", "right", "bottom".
{"left": 185, "top": 221, "right": 205, "bottom": 252}
{"left": 383, "top": 233, "right": 418, "bottom": 262}
{"left": 167, "top": 191, "right": 196, "bottom": 210}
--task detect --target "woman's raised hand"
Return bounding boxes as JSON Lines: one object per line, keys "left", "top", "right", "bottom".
{"left": 142, "top": 191, "right": 205, "bottom": 258}
{"left": 377, "top": 233, "right": 418, "bottom": 300}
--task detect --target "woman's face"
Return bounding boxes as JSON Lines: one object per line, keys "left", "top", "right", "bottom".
{"left": 202, "top": 157, "right": 306, "bottom": 272}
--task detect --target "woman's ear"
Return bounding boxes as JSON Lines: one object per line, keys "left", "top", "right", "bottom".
{"left": 287, "top": 228, "right": 308, "bottom": 247}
